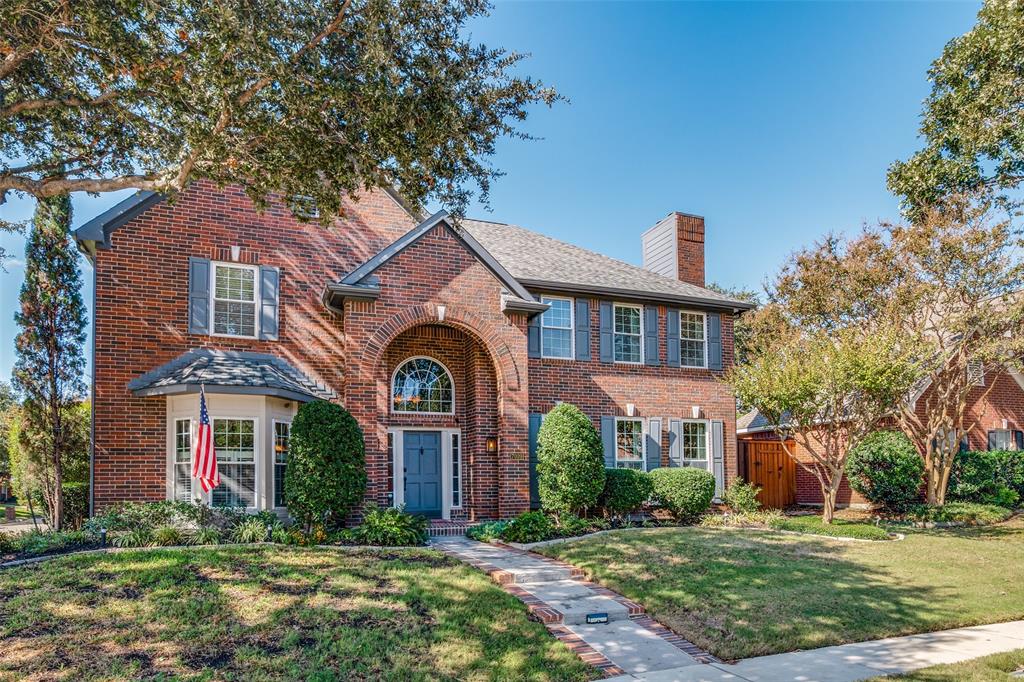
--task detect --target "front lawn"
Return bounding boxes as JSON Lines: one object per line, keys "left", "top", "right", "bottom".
{"left": 868, "top": 648, "right": 1024, "bottom": 680}
{"left": 0, "top": 545, "right": 596, "bottom": 681}
{"left": 538, "top": 516, "right": 1024, "bottom": 661}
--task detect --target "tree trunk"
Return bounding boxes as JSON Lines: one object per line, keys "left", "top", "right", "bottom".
{"left": 819, "top": 468, "right": 843, "bottom": 524}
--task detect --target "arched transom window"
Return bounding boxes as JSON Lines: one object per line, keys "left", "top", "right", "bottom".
{"left": 392, "top": 357, "right": 454, "bottom": 414}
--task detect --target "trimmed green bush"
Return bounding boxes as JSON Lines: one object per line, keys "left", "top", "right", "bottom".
{"left": 845, "top": 431, "right": 924, "bottom": 514}
{"left": 285, "top": 400, "right": 367, "bottom": 529}
{"left": 649, "top": 468, "right": 715, "bottom": 523}
{"left": 950, "top": 450, "right": 1024, "bottom": 507}
{"left": 722, "top": 478, "right": 761, "bottom": 514}
{"left": 536, "top": 403, "right": 606, "bottom": 516}
{"left": 351, "top": 505, "right": 428, "bottom": 546}
{"left": 908, "top": 502, "right": 1013, "bottom": 525}
{"left": 598, "top": 469, "right": 653, "bottom": 520}
{"left": 500, "top": 511, "right": 554, "bottom": 543}
{"left": 466, "top": 520, "right": 508, "bottom": 542}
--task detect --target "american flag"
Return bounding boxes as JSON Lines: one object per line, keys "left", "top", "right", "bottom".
{"left": 193, "top": 385, "right": 220, "bottom": 493}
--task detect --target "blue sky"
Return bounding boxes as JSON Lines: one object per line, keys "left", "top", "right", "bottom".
{"left": 0, "top": 1, "right": 981, "bottom": 383}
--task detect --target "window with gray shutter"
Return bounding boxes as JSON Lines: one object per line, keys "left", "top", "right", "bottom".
{"left": 601, "top": 415, "right": 616, "bottom": 468}
{"left": 707, "top": 312, "right": 722, "bottom": 370}
{"left": 188, "top": 257, "right": 210, "bottom": 335}
{"left": 644, "top": 306, "right": 660, "bottom": 366}
{"left": 260, "top": 265, "right": 280, "bottom": 341}
{"left": 575, "top": 299, "right": 591, "bottom": 361}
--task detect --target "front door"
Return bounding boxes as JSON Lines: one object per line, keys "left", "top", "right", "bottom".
{"left": 404, "top": 431, "right": 442, "bottom": 518}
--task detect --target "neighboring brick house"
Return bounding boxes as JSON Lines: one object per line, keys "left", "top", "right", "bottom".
{"left": 737, "top": 365, "right": 1024, "bottom": 508}
{"left": 74, "top": 182, "right": 752, "bottom": 524}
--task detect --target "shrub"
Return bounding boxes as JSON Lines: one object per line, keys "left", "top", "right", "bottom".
{"left": 85, "top": 500, "right": 215, "bottom": 534}
{"left": 113, "top": 528, "right": 152, "bottom": 548}
{"left": 555, "top": 512, "right": 608, "bottom": 537}
{"left": 270, "top": 526, "right": 292, "bottom": 544}
{"left": 286, "top": 400, "right": 367, "bottom": 529}
{"left": 0, "top": 531, "right": 15, "bottom": 556}
{"left": 722, "top": 478, "right": 761, "bottom": 514}
{"left": 151, "top": 526, "right": 185, "bottom": 546}
{"left": 700, "top": 509, "right": 784, "bottom": 528}
{"left": 62, "top": 482, "right": 89, "bottom": 529}
{"left": 466, "top": 520, "right": 508, "bottom": 542}
{"left": 499, "top": 511, "right": 554, "bottom": 543}
{"left": 649, "top": 468, "right": 715, "bottom": 523}
{"left": 950, "top": 450, "right": 1024, "bottom": 506}
{"left": 536, "top": 403, "right": 605, "bottom": 516}
{"left": 598, "top": 469, "right": 653, "bottom": 520}
{"left": 231, "top": 518, "right": 270, "bottom": 543}
{"left": 908, "top": 502, "right": 1013, "bottom": 525}
{"left": 190, "top": 527, "right": 221, "bottom": 545}
{"left": 351, "top": 505, "right": 428, "bottom": 546}
{"left": 2, "top": 529, "right": 95, "bottom": 557}
{"left": 845, "top": 431, "right": 924, "bottom": 514}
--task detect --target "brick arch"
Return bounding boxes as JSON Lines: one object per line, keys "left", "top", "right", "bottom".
{"left": 359, "top": 303, "right": 521, "bottom": 392}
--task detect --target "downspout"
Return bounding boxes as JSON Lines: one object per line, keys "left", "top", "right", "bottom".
{"left": 321, "top": 288, "right": 345, "bottom": 317}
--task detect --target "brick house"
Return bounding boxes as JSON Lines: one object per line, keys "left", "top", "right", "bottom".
{"left": 74, "top": 182, "right": 752, "bottom": 524}
{"left": 736, "top": 366, "right": 1024, "bottom": 508}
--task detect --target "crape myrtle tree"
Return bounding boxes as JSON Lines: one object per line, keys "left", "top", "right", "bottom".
{"left": 888, "top": 0, "right": 1024, "bottom": 220}
{"left": 11, "top": 195, "right": 88, "bottom": 530}
{"left": 0, "top": 0, "right": 559, "bottom": 220}
{"left": 729, "top": 326, "right": 918, "bottom": 523}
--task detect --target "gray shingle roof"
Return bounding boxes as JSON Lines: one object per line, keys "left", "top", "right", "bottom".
{"left": 127, "top": 349, "right": 336, "bottom": 402}
{"left": 460, "top": 219, "right": 752, "bottom": 309}
{"left": 737, "top": 408, "right": 789, "bottom": 432}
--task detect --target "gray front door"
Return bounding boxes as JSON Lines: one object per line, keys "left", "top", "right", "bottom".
{"left": 404, "top": 431, "right": 442, "bottom": 518}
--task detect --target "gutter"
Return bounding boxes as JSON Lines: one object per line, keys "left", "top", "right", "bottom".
{"left": 517, "top": 278, "right": 756, "bottom": 312}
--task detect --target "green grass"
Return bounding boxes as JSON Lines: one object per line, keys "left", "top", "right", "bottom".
{"left": 0, "top": 545, "right": 596, "bottom": 681}
{"left": 538, "top": 516, "right": 1024, "bottom": 661}
{"left": 868, "top": 648, "right": 1024, "bottom": 680}
{"left": 773, "top": 514, "right": 893, "bottom": 540}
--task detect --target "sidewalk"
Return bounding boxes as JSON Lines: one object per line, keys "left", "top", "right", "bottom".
{"left": 434, "top": 537, "right": 1024, "bottom": 682}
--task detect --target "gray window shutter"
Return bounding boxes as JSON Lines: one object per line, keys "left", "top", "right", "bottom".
{"left": 259, "top": 265, "right": 280, "bottom": 341}
{"left": 601, "top": 415, "right": 616, "bottom": 468}
{"left": 644, "top": 306, "right": 660, "bottom": 366}
{"left": 1016, "top": 431, "right": 1024, "bottom": 452}
{"left": 575, "top": 299, "right": 591, "bottom": 361}
{"left": 708, "top": 312, "right": 722, "bottom": 370}
{"left": 529, "top": 414, "right": 543, "bottom": 509}
{"left": 527, "top": 313, "right": 541, "bottom": 358}
{"left": 188, "top": 257, "right": 210, "bottom": 335}
{"left": 646, "top": 418, "right": 662, "bottom": 471}
{"left": 711, "top": 420, "right": 725, "bottom": 498}
{"left": 666, "top": 308, "right": 680, "bottom": 367}
{"left": 599, "top": 301, "right": 614, "bottom": 363}
{"left": 668, "top": 419, "right": 682, "bottom": 466}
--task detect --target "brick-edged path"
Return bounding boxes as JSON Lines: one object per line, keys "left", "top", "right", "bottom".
{"left": 434, "top": 537, "right": 718, "bottom": 677}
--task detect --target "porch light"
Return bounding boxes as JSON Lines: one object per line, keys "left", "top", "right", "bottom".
{"left": 486, "top": 437, "right": 498, "bottom": 454}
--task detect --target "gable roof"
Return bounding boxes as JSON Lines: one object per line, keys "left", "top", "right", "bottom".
{"left": 461, "top": 219, "right": 752, "bottom": 310}
{"left": 737, "top": 408, "right": 778, "bottom": 433}
{"left": 75, "top": 190, "right": 163, "bottom": 256}
{"left": 127, "top": 349, "right": 336, "bottom": 402}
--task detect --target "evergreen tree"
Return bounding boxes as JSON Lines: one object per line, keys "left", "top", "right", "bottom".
{"left": 12, "top": 195, "right": 87, "bottom": 529}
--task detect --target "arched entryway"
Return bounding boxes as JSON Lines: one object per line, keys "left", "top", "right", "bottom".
{"left": 382, "top": 324, "right": 500, "bottom": 521}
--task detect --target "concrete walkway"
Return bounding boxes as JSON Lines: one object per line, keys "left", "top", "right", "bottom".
{"left": 434, "top": 537, "right": 717, "bottom": 677}
{"left": 435, "top": 538, "right": 1024, "bottom": 681}
{"left": 605, "top": 621, "right": 1024, "bottom": 681}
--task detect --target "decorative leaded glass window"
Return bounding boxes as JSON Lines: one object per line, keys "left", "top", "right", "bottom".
{"left": 392, "top": 357, "right": 454, "bottom": 414}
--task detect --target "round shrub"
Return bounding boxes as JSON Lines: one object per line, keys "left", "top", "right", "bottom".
{"left": 598, "top": 469, "right": 653, "bottom": 520}
{"left": 722, "top": 478, "right": 761, "bottom": 514}
{"left": 648, "top": 468, "right": 715, "bottom": 523}
{"left": 499, "top": 511, "right": 554, "bottom": 544}
{"left": 536, "top": 403, "right": 606, "bottom": 516}
{"left": 845, "top": 431, "right": 924, "bottom": 514}
{"left": 950, "top": 450, "right": 1024, "bottom": 506}
{"left": 285, "top": 400, "right": 367, "bottom": 529}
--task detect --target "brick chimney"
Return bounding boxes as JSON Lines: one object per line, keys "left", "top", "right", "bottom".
{"left": 640, "top": 212, "right": 705, "bottom": 287}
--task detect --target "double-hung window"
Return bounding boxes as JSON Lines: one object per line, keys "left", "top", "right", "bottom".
{"left": 173, "top": 419, "right": 192, "bottom": 502}
{"left": 211, "top": 418, "right": 256, "bottom": 508}
{"left": 615, "top": 418, "right": 645, "bottom": 470}
{"left": 540, "top": 297, "right": 573, "bottom": 359}
{"left": 613, "top": 304, "right": 643, "bottom": 363}
{"left": 679, "top": 312, "right": 707, "bottom": 368}
{"left": 988, "top": 429, "right": 1021, "bottom": 451}
{"left": 681, "top": 421, "right": 709, "bottom": 469}
{"left": 273, "top": 421, "right": 290, "bottom": 508}
{"left": 212, "top": 263, "right": 258, "bottom": 338}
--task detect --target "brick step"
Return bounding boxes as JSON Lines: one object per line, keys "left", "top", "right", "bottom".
{"left": 428, "top": 522, "right": 471, "bottom": 537}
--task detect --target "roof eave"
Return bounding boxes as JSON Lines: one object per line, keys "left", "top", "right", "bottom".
{"left": 73, "top": 190, "right": 164, "bottom": 257}
{"left": 132, "top": 383, "right": 322, "bottom": 403}
{"left": 501, "top": 294, "right": 551, "bottom": 316}
{"left": 518, "top": 279, "right": 755, "bottom": 312}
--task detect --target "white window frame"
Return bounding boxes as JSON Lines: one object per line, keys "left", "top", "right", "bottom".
{"left": 210, "top": 261, "right": 260, "bottom": 339}
{"left": 173, "top": 418, "right": 194, "bottom": 503}
{"left": 209, "top": 415, "right": 260, "bottom": 511}
{"left": 988, "top": 429, "right": 1015, "bottom": 451}
{"left": 272, "top": 419, "right": 291, "bottom": 509}
{"left": 680, "top": 419, "right": 710, "bottom": 469}
{"left": 539, "top": 296, "right": 574, "bottom": 359}
{"left": 391, "top": 356, "right": 456, "bottom": 416}
{"left": 450, "top": 432, "right": 463, "bottom": 509}
{"left": 614, "top": 417, "right": 646, "bottom": 470}
{"left": 613, "top": 302, "right": 644, "bottom": 365}
{"left": 679, "top": 310, "right": 709, "bottom": 369}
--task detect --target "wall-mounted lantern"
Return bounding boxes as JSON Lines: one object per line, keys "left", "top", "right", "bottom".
{"left": 485, "top": 437, "right": 498, "bottom": 454}
{"left": 230, "top": 245, "right": 241, "bottom": 262}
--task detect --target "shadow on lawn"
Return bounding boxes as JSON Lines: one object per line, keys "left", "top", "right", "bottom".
{"left": 0, "top": 545, "right": 592, "bottom": 681}
{"left": 550, "top": 527, "right": 956, "bottom": 660}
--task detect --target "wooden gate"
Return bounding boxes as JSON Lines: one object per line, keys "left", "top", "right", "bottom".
{"left": 744, "top": 440, "right": 796, "bottom": 509}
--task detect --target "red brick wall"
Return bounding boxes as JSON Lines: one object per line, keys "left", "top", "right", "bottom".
{"left": 675, "top": 213, "right": 705, "bottom": 288}
{"left": 529, "top": 306, "right": 739, "bottom": 485}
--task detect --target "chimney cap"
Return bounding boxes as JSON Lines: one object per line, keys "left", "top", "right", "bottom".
{"left": 641, "top": 210, "right": 705, "bottom": 237}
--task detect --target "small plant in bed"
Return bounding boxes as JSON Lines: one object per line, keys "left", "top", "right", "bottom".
{"left": 722, "top": 477, "right": 762, "bottom": 514}
{"left": 499, "top": 511, "right": 555, "bottom": 543}
{"left": 349, "top": 504, "right": 428, "bottom": 546}
{"left": 466, "top": 519, "right": 508, "bottom": 542}
{"left": 906, "top": 502, "right": 1013, "bottom": 526}
{"left": 649, "top": 467, "right": 715, "bottom": 523}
